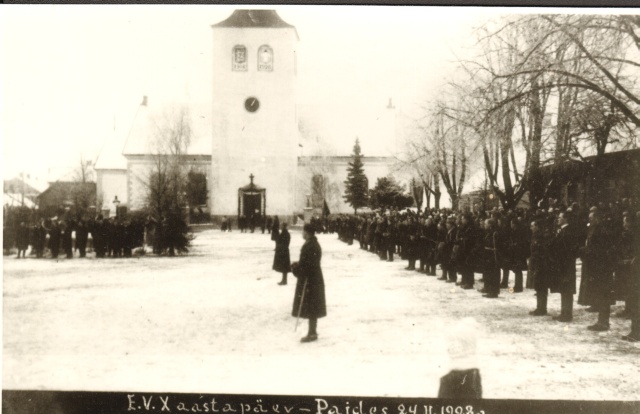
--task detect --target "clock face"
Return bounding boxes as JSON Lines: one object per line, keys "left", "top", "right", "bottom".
{"left": 245, "top": 97, "right": 260, "bottom": 113}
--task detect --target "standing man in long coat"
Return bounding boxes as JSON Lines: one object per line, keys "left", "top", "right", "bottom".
{"left": 271, "top": 216, "right": 280, "bottom": 242}
{"left": 15, "top": 222, "right": 30, "bottom": 258}
{"left": 291, "top": 224, "right": 326, "bottom": 343}
{"left": 479, "top": 218, "right": 501, "bottom": 298}
{"left": 75, "top": 219, "right": 89, "bottom": 258}
{"left": 548, "top": 211, "right": 579, "bottom": 322}
{"left": 48, "top": 220, "right": 61, "bottom": 259}
{"left": 273, "top": 222, "right": 291, "bottom": 285}
{"left": 579, "top": 209, "right": 615, "bottom": 331}
{"left": 529, "top": 218, "right": 551, "bottom": 316}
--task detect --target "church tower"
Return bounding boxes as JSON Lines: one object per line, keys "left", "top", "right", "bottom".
{"left": 210, "top": 10, "right": 299, "bottom": 220}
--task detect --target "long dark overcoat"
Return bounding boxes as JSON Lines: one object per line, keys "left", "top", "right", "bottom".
{"left": 453, "top": 224, "right": 476, "bottom": 273}
{"left": 291, "top": 236, "right": 327, "bottom": 319}
{"left": 272, "top": 229, "right": 291, "bottom": 273}
{"left": 271, "top": 217, "right": 280, "bottom": 241}
{"left": 578, "top": 223, "right": 615, "bottom": 306}
{"left": 15, "top": 225, "right": 30, "bottom": 250}
{"left": 548, "top": 225, "right": 578, "bottom": 295}
{"left": 615, "top": 226, "right": 636, "bottom": 300}
{"left": 530, "top": 230, "right": 550, "bottom": 292}
{"left": 508, "top": 226, "right": 530, "bottom": 272}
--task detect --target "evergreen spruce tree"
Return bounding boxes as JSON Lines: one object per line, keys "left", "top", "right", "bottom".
{"left": 343, "top": 138, "right": 369, "bottom": 213}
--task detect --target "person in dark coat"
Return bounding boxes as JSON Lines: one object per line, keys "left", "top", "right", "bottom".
{"left": 92, "top": 215, "right": 106, "bottom": 258}
{"left": 291, "top": 224, "right": 326, "bottom": 343}
{"left": 424, "top": 217, "right": 438, "bottom": 276}
{"left": 454, "top": 214, "right": 477, "bottom": 290}
{"left": 506, "top": 218, "right": 529, "bottom": 292}
{"left": 616, "top": 214, "right": 636, "bottom": 319}
{"left": 621, "top": 214, "right": 639, "bottom": 342}
{"left": 75, "top": 219, "right": 89, "bottom": 258}
{"left": 385, "top": 216, "right": 396, "bottom": 262}
{"left": 273, "top": 222, "right": 291, "bottom": 285}
{"left": 579, "top": 210, "right": 615, "bottom": 331}
{"left": 404, "top": 216, "right": 419, "bottom": 271}
{"left": 61, "top": 220, "right": 74, "bottom": 259}
{"left": 266, "top": 216, "right": 273, "bottom": 235}
{"left": 548, "top": 211, "right": 580, "bottom": 322}
{"left": 435, "top": 220, "right": 448, "bottom": 279}
{"left": 48, "top": 220, "right": 61, "bottom": 259}
{"left": 529, "top": 219, "right": 551, "bottom": 315}
{"left": 32, "top": 220, "right": 47, "bottom": 258}
{"left": 479, "top": 218, "right": 500, "bottom": 298}
{"left": 444, "top": 217, "right": 458, "bottom": 283}
{"left": 15, "top": 222, "right": 30, "bottom": 258}
{"left": 271, "top": 216, "right": 280, "bottom": 242}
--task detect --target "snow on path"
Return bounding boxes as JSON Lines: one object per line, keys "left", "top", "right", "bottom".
{"left": 3, "top": 229, "right": 639, "bottom": 400}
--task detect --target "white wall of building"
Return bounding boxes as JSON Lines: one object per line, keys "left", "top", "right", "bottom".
{"left": 296, "top": 156, "right": 407, "bottom": 214}
{"left": 96, "top": 169, "right": 127, "bottom": 216}
{"left": 211, "top": 25, "right": 299, "bottom": 217}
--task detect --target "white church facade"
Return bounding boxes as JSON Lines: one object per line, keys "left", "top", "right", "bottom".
{"left": 95, "top": 10, "right": 404, "bottom": 221}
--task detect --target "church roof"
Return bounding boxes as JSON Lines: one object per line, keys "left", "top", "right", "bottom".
{"left": 212, "top": 10, "right": 295, "bottom": 29}
{"left": 121, "top": 102, "right": 212, "bottom": 157}
{"left": 94, "top": 128, "right": 128, "bottom": 170}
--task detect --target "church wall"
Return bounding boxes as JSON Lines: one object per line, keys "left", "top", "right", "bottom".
{"left": 296, "top": 156, "right": 403, "bottom": 215}
{"left": 125, "top": 155, "right": 212, "bottom": 212}
{"left": 211, "top": 27, "right": 298, "bottom": 218}
{"left": 96, "top": 169, "right": 127, "bottom": 216}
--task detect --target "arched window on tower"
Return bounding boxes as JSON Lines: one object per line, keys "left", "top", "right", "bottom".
{"left": 232, "top": 45, "right": 247, "bottom": 71}
{"left": 258, "top": 45, "right": 273, "bottom": 72}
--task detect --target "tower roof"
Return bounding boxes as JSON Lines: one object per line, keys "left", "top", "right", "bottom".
{"left": 212, "top": 10, "right": 297, "bottom": 37}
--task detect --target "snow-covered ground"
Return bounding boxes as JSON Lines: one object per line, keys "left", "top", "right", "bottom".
{"left": 3, "top": 228, "right": 639, "bottom": 399}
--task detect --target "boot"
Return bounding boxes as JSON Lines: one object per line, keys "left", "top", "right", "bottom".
{"left": 530, "top": 294, "right": 547, "bottom": 316}
{"left": 301, "top": 319, "right": 318, "bottom": 342}
{"left": 513, "top": 270, "right": 523, "bottom": 292}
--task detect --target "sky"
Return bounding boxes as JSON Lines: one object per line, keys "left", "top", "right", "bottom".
{"left": 0, "top": 5, "right": 620, "bottom": 187}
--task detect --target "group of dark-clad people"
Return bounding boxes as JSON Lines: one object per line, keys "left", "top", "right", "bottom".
{"left": 315, "top": 199, "right": 639, "bottom": 342}
{"left": 10, "top": 215, "right": 148, "bottom": 259}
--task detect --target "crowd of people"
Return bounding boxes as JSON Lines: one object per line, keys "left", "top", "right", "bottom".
{"left": 223, "top": 214, "right": 283, "bottom": 234}
{"left": 313, "top": 198, "right": 639, "bottom": 342}
{"left": 6, "top": 215, "right": 152, "bottom": 259}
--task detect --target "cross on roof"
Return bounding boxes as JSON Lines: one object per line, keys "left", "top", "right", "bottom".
{"left": 249, "top": 173, "right": 254, "bottom": 184}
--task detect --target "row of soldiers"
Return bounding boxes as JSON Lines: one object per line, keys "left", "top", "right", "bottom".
{"left": 231, "top": 214, "right": 282, "bottom": 234}
{"left": 10, "top": 215, "right": 145, "bottom": 259}
{"left": 329, "top": 202, "right": 639, "bottom": 341}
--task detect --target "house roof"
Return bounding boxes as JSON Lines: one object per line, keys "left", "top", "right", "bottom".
{"left": 38, "top": 181, "right": 96, "bottom": 200}
{"left": 3, "top": 178, "right": 40, "bottom": 196}
{"left": 3, "top": 193, "right": 36, "bottom": 208}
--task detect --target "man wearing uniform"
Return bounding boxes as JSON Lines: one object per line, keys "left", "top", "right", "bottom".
{"left": 548, "top": 211, "right": 579, "bottom": 322}
{"left": 579, "top": 209, "right": 615, "bottom": 331}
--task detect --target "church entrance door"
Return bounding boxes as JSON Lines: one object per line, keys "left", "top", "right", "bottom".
{"left": 242, "top": 193, "right": 262, "bottom": 218}
{"left": 237, "top": 173, "right": 266, "bottom": 221}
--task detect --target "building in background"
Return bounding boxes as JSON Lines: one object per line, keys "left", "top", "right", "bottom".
{"left": 94, "top": 10, "right": 404, "bottom": 221}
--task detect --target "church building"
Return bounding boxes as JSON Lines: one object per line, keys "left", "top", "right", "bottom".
{"left": 95, "top": 10, "right": 402, "bottom": 221}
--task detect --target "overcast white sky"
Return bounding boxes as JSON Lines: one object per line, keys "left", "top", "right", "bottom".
{"left": 0, "top": 5, "right": 618, "bottom": 185}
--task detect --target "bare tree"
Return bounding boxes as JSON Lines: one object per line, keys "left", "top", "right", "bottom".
{"left": 146, "top": 106, "right": 194, "bottom": 255}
